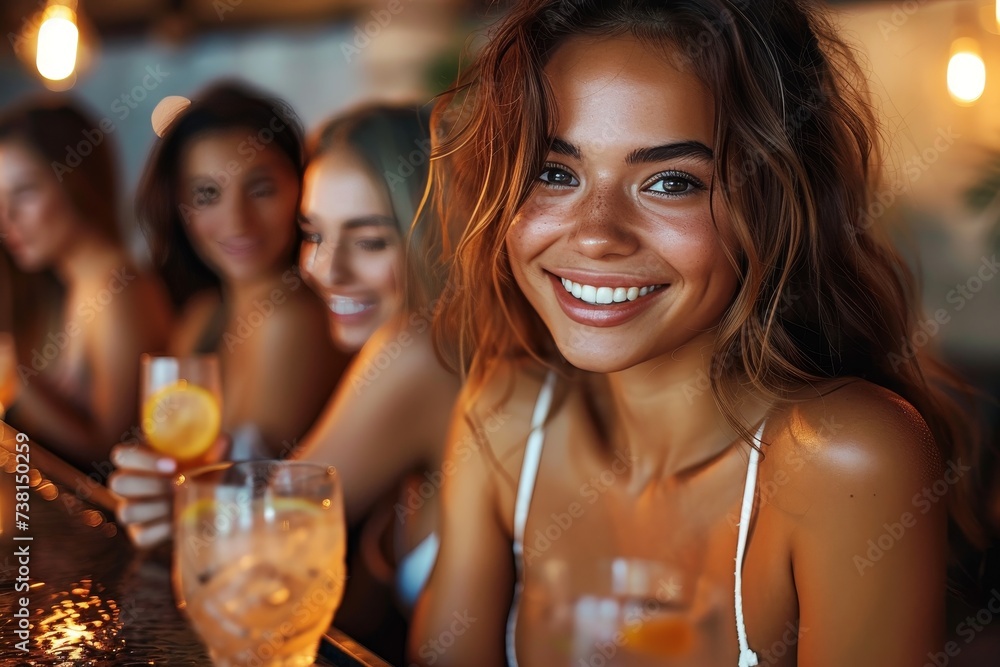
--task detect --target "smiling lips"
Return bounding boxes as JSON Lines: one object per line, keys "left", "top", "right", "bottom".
{"left": 548, "top": 272, "right": 668, "bottom": 327}
{"left": 558, "top": 276, "right": 665, "bottom": 305}
{"left": 219, "top": 237, "right": 261, "bottom": 257}
{"left": 327, "top": 296, "right": 375, "bottom": 317}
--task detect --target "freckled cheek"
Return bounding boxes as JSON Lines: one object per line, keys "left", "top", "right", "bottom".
{"left": 653, "top": 225, "right": 734, "bottom": 283}
{"left": 506, "top": 207, "right": 567, "bottom": 265}
{"left": 505, "top": 230, "right": 535, "bottom": 281}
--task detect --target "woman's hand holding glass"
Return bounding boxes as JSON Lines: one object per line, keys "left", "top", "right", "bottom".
{"left": 110, "top": 354, "right": 227, "bottom": 547}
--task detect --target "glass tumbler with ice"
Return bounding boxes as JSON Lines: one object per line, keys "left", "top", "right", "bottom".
{"left": 173, "top": 460, "right": 346, "bottom": 667}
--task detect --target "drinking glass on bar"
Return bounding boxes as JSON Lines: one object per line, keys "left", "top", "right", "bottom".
{"left": 173, "top": 460, "right": 347, "bottom": 667}
{"left": 140, "top": 354, "right": 222, "bottom": 466}
{"left": 521, "top": 556, "right": 727, "bottom": 666}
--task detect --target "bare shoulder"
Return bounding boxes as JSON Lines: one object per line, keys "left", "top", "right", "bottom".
{"left": 341, "top": 316, "right": 461, "bottom": 465}
{"left": 86, "top": 263, "right": 171, "bottom": 330}
{"left": 240, "top": 281, "right": 333, "bottom": 356}
{"left": 762, "top": 378, "right": 947, "bottom": 524}
{"left": 455, "top": 358, "right": 554, "bottom": 488}
{"left": 358, "top": 314, "right": 452, "bottom": 382}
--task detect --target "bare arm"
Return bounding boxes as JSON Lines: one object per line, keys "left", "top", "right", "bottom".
{"left": 409, "top": 389, "right": 516, "bottom": 667}
{"left": 789, "top": 385, "right": 948, "bottom": 666}
{"left": 294, "top": 317, "right": 461, "bottom": 523}
{"left": 10, "top": 275, "right": 170, "bottom": 469}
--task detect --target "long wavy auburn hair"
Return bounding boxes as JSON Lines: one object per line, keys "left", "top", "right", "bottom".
{"left": 428, "top": 0, "right": 989, "bottom": 561}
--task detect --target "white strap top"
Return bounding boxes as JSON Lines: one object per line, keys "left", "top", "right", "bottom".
{"left": 506, "top": 370, "right": 764, "bottom": 667}
{"left": 505, "top": 369, "right": 558, "bottom": 664}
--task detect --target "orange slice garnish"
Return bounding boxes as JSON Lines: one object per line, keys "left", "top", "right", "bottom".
{"left": 142, "top": 381, "right": 220, "bottom": 462}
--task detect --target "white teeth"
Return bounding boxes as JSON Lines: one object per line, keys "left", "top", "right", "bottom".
{"left": 558, "top": 276, "right": 664, "bottom": 306}
{"left": 329, "top": 297, "right": 373, "bottom": 316}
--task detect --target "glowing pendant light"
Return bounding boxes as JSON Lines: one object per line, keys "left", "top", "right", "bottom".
{"left": 35, "top": 0, "right": 80, "bottom": 82}
{"left": 947, "top": 36, "right": 986, "bottom": 105}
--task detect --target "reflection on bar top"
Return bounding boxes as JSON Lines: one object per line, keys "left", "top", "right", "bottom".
{"left": 1, "top": 418, "right": 119, "bottom": 512}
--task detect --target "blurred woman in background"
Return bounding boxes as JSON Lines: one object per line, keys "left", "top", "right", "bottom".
{"left": 0, "top": 99, "right": 171, "bottom": 472}
{"left": 133, "top": 81, "right": 345, "bottom": 464}
{"left": 112, "top": 105, "right": 460, "bottom": 664}
{"left": 295, "top": 105, "right": 459, "bottom": 616}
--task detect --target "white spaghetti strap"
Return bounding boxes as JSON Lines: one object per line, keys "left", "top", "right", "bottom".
{"left": 734, "top": 420, "right": 766, "bottom": 667}
{"left": 512, "top": 369, "right": 558, "bottom": 558}
{"left": 506, "top": 369, "right": 558, "bottom": 667}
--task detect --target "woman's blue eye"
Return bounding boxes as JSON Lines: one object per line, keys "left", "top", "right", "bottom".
{"left": 301, "top": 232, "right": 322, "bottom": 244}
{"left": 538, "top": 165, "right": 579, "bottom": 188}
{"left": 645, "top": 173, "right": 704, "bottom": 196}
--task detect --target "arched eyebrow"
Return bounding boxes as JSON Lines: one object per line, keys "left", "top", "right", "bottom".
{"left": 550, "top": 138, "right": 582, "bottom": 160}
{"left": 626, "top": 141, "right": 714, "bottom": 165}
{"left": 343, "top": 215, "right": 397, "bottom": 230}
{"left": 548, "top": 137, "right": 714, "bottom": 165}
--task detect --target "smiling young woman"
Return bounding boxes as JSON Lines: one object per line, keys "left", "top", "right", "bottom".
{"left": 134, "top": 82, "right": 344, "bottom": 460}
{"left": 111, "top": 105, "right": 463, "bottom": 637}
{"left": 412, "top": 1, "right": 987, "bottom": 666}
{"left": 298, "top": 106, "right": 428, "bottom": 353}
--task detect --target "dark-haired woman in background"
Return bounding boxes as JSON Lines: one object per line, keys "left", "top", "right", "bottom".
{"left": 134, "top": 81, "right": 344, "bottom": 471}
{"left": 0, "top": 99, "right": 172, "bottom": 471}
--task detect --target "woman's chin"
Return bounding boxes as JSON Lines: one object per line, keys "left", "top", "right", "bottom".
{"left": 328, "top": 319, "right": 371, "bottom": 355}
{"left": 557, "top": 345, "right": 642, "bottom": 375}
{"left": 8, "top": 250, "right": 49, "bottom": 273}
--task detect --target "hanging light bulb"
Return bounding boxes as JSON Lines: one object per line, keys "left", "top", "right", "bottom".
{"left": 35, "top": 0, "right": 79, "bottom": 82}
{"left": 947, "top": 37, "right": 986, "bottom": 105}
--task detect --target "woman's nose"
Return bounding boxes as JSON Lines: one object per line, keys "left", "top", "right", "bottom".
{"left": 219, "top": 194, "right": 250, "bottom": 236}
{"left": 304, "top": 240, "right": 352, "bottom": 287}
{"left": 567, "top": 185, "right": 640, "bottom": 260}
